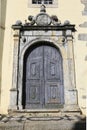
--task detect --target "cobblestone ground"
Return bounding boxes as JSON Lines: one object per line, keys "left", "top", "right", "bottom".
{"left": 0, "top": 112, "right": 86, "bottom": 130}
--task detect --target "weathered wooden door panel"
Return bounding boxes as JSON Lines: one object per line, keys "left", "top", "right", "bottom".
{"left": 45, "top": 83, "right": 61, "bottom": 103}
{"left": 44, "top": 46, "right": 63, "bottom": 108}
{"left": 24, "top": 44, "right": 64, "bottom": 109}
{"left": 25, "top": 46, "right": 44, "bottom": 108}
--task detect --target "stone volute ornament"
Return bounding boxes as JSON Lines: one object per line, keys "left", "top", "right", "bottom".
{"left": 15, "top": 4, "right": 69, "bottom": 26}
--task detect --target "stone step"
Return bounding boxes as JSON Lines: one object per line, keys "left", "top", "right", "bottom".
{"left": 8, "top": 110, "right": 81, "bottom": 117}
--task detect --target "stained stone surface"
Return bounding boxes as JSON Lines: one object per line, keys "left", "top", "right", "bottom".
{"left": 79, "top": 22, "right": 87, "bottom": 27}
{"left": 78, "top": 34, "right": 87, "bottom": 41}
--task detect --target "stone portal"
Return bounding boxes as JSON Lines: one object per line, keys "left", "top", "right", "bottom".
{"left": 9, "top": 5, "right": 79, "bottom": 111}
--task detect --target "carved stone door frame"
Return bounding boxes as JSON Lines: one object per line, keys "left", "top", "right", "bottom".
{"left": 9, "top": 32, "right": 79, "bottom": 111}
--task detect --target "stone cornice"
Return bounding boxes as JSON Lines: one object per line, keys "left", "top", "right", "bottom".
{"left": 12, "top": 25, "right": 76, "bottom": 32}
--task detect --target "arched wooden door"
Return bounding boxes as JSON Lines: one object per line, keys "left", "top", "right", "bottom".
{"left": 23, "top": 44, "right": 64, "bottom": 109}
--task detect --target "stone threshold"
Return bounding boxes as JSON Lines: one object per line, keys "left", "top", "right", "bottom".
{"left": 8, "top": 109, "right": 82, "bottom": 119}
{"left": 9, "top": 109, "right": 61, "bottom": 113}
{"left": 8, "top": 108, "right": 81, "bottom": 114}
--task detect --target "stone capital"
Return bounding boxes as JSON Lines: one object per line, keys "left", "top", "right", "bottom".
{"left": 66, "top": 36, "right": 73, "bottom": 41}
{"left": 13, "top": 30, "right": 20, "bottom": 39}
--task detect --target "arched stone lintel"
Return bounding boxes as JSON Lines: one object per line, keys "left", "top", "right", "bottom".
{"left": 20, "top": 38, "right": 67, "bottom": 60}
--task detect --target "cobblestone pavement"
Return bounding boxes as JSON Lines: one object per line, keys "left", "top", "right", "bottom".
{"left": 0, "top": 112, "right": 86, "bottom": 123}
{"left": 0, "top": 112, "right": 86, "bottom": 130}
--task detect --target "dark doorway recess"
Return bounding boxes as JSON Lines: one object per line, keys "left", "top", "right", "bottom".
{"left": 22, "top": 42, "right": 64, "bottom": 109}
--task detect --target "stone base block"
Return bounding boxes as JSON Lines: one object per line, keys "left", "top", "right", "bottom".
{"left": 63, "top": 105, "right": 80, "bottom": 112}
{"left": 9, "top": 89, "right": 18, "bottom": 110}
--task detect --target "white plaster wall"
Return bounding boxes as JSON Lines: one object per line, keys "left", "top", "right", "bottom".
{"left": 0, "top": 0, "right": 87, "bottom": 114}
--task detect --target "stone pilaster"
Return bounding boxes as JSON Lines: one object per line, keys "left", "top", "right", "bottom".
{"left": 8, "top": 30, "right": 20, "bottom": 110}
{"left": 66, "top": 34, "right": 76, "bottom": 89}
{"left": 64, "top": 33, "right": 79, "bottom": 111}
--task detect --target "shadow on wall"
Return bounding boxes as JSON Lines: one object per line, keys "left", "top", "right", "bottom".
{"left": 0, "top": 0, "right": 7, "bottom": 100}
{"left": 73, "top": 117, "right": 86, "bottom": 130}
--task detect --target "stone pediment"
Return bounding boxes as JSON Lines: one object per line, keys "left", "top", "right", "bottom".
{"left": 12, "top": 4, "right": 76, "bottom": 33}
{"left": 13, "top": 4, "right": 75, "bottom": 28}
{"left": 15, "top": 4, "right": 62, "bottom": 26}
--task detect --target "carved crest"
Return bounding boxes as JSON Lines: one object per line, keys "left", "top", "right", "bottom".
{"left": 15, "top": 4, "right": 63, "bottom": 26}
{"left": 15, "top": 4, "right": 71, "bottom": 26}
{"left": 27, "top": 4, "right": 61, "bottom": 26}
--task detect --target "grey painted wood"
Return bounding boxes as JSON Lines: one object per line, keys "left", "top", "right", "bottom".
{"left": 44, "top": 45, "right": 64, "bottom": 108}
{"left": 25, "top": 46, "right": 43, "bottom": 109}
{"left": 24, "top": 44, "right": 64, "bottom": 109}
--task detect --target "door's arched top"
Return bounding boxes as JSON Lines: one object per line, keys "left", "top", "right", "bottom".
{"left": 20, "top": 38, "right": 67, "bottom": 60}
